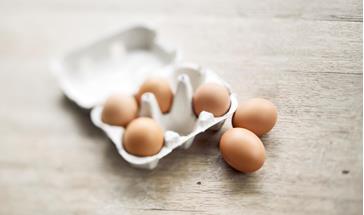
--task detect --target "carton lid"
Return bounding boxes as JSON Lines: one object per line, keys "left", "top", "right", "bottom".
{"left": 51, "top": 26, "right": 178, "bottom": 109}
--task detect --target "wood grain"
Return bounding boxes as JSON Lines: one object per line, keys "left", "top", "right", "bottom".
{"left": 0, "top": 0, "right": 362, "bottom": 214}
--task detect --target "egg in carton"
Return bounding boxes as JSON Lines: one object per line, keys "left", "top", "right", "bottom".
{"left": 51, "top": 25, "right": 238, "bottom": 169}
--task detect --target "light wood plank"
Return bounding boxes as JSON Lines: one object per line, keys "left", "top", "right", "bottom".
{"left": 0, "top": 1, "right": 362, "bottom": 214}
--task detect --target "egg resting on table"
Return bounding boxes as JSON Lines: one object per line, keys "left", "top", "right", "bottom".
{"left": 220, "top": 128, "right": 265, "bottom": 173}
{"left": 232, "top": 98, "right": 277, "bottom": 136}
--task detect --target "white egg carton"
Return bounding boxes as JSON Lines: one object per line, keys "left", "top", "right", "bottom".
{"left": 51, "top": 25, "right": 238, "bottom": 169}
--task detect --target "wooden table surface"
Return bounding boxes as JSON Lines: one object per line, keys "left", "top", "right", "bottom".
{"left": 0, "top": 0, "right": 362, "bottom": 214}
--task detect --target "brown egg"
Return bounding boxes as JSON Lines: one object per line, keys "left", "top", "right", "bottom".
{"left": 192, "top": 83, "right": 231, "bottom": 117}
{"left": 123, "top": 117, "right": 164, "bottom": 156}
{"left": 101, "top": 93, "right": 138, "bottom": 127}
{"left": 232, "top": 98, "right": 277, "bottom": 136}
{"left": 135, "top": 77, "right": 173, "bottom": 113}
{"left": 220, "top": 128, "right": 265, "bottom": 173}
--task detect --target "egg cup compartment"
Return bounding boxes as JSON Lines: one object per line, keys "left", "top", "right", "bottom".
{"left": 51, "top": 25, "right": 178, "bottom": 109}
{"left": 91, "top": 64, "right": 238, "bottom": 169}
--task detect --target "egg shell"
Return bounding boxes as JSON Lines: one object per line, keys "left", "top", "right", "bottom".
{"left": 101, "top": 93, "right": 138, "bottom": 127}
{"left": 220, "top": 128, "right": 265, "bottom": 173}
{"left": 192, "top": 83, "right": 231, "bottom": 117}
{"left": 135, "top": 77, "right": 174, "bottom": 113}
{"left": 232, "top": 98, "right": 277, "bottom": 136}
{"left": 123, "top": 117, "right": 164, "bottom": 156}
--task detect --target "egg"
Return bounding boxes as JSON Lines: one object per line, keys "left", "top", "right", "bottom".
{"left": 232, "top": 98, "right": 277, "bottom": 136}
{"left": 192, "top": 83, "right": 230, "bottom": 117}
{"left": 220, "top": 128, "right": 265, "bottom": 173}
{"left": 101, "top": 93, "right": 138, "bottom": 127}
{"left": 135, "top": 77, "right": 173, "bottom": 113}
{"left": 123, "top": 117, "right": 164, "bottom": 156}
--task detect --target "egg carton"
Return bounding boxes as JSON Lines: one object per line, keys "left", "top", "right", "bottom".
{"left": 51, "top": 25, "right": 238, "bottom": 169}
